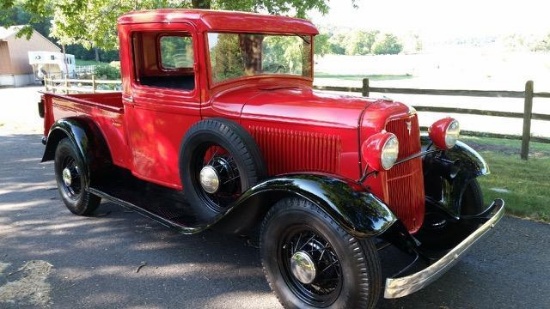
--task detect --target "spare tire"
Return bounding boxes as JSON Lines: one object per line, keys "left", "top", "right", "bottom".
{"left": 180, "top": 118, "right": 266, "bottom": 221}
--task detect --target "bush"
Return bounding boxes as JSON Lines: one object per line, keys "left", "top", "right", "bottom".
{"left": 93, "top": 65, "right": 121, "bottom": 80}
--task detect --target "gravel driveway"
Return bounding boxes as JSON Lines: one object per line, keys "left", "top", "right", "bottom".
{"left": 1, "top": 87, "right": 549, "bottom": 308}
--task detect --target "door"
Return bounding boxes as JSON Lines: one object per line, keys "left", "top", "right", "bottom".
{"left": 123, "top": 24, "right": 201, "bottom": 189}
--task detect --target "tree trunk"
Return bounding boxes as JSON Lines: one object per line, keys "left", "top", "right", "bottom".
{"left": 94, "top": 47, "right": 100, "bottom": 62}
{"left": 192, "top": 0, "right": 211, "bottom": 9}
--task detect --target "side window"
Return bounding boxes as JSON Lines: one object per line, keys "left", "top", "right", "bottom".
{"left": 160, "top": 36, "right": 194, "bottom": 70}
{"left": 133, "top": 32, "right": 195, "bottom": 91}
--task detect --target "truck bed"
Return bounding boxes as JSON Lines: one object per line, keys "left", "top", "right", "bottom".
{"left": 47, "top": 92, "right": 124, "bottom": 112}
{"left": 42, "top": 91, "right": 130, "bottom": 168}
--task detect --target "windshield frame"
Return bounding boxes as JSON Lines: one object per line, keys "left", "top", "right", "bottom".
{"left": 205, "top": 31, "right": 314, "bottom": 87}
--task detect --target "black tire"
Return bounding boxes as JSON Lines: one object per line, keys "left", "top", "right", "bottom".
{"left": 54, "top": 138, "right": 101, "bottom": 215}
{"left": 180, "top": 118, "right": 266, "bottom": 221}
{"left": 455, "top": 179, "right": 485, "bottom": 236}
{"left": 260, "top": 198, "right": 382, "bottom": 309}
{"left": 459, "top": 179, "right": 484, "bottom": 216}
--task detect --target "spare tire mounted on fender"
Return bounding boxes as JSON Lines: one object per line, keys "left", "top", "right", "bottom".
{"left": 180, "top": 118, "right": 266, "bottom": 221}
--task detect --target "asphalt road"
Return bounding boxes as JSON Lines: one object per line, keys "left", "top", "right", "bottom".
{"left": 1, "top": 87, "right": 550, "bottom": 308}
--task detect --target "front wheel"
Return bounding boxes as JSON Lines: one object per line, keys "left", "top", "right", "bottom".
{"left": 54, "top": 138, "right": 101, "bottom": 215}
{"left": 260, "top": 198, "right": 382, "bottom": 309}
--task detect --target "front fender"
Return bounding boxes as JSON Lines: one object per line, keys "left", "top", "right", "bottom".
{"left": 214, "top": 174, "right": 397, "bottom": 238}
{"left": 445, "top": 140, "right": 490, "bottom": 177}
{"left": 422, "top": 138, "right": 489, "bottom": 178}
{"left": 422, "top": 138, "right": 490, "bottom": 216}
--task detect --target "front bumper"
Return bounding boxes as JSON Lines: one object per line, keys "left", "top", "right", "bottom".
{"left": 384, "top": 198, "right": 505, "bottom": 299}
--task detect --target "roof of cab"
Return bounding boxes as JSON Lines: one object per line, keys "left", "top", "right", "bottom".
{"left": 118, "top": 9, "right": 319, "bottom": 35}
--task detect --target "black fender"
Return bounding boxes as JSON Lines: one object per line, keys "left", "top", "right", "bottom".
{"left": 422, "top": 138, "right": 489, "bottom": 216}
{"left": 42, "top": 117, "right": 112, "bottom": 185}
{"left": 214, "top": 174, "right": 397, "bottom": 238}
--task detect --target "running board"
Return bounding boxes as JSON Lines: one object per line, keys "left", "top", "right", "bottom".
{"left": 88, "top": 168, "right": 209, "bottom": 234}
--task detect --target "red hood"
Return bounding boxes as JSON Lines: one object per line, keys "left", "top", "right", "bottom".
{"left": 212, "top": 85, "right": 383, "bottom": 128}
{"left": 211, "top": 84, "right": 412, "bottom": 130}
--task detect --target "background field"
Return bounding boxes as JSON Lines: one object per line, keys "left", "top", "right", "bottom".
{"left": 314, "top": 51, "right": 550, "bottom": 139}
{"left": 314, "top": 50, "right": 550, "bottom": 90}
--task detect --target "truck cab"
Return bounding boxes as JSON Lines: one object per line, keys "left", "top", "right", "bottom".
{"left": 39, "top": 9, "right": 505, "bottom": 309}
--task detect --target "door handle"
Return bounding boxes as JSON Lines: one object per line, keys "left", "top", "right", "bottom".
{"left": 123, "top": 96, "right": 134, "bottom": 104}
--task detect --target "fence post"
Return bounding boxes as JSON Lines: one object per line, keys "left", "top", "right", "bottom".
{"left": 521, "top": 80, "right": 534, "bottom": 160}
{"left": 64, "top": 74, "right": 68, "bottom": 94}
{"left": 362, "top": 78, "right": 370, "bottom": 97}
{"left": 92, "top": 74, "right": 96, "bottom": 93}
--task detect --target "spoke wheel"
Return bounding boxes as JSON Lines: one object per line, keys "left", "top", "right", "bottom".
{"left": 181, "top": 118, "right": 266, "bottom": 221}
{"left": 54, "top": 138, "right": 100, "bottom": 215}
{"left": 60, "top": 156, "right": 82, "bottom": 199}
{"left": 280, "top": 228, "right": 343, "bottom": 306}
{"left": 261, "top": 198, "right": 381, "bottom": 309}
{"left": 192, "top": 145, "right": 243, "bottom": 213}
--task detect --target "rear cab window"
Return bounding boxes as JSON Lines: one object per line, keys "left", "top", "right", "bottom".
{"left": 132, "top": 32, "right": 195, "bottom": 91}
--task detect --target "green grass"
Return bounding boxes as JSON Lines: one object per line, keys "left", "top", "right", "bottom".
{"left": 75, "top": 59, "right": 108, "bottom": 66}
{"left": 314, "top": 73, "right": 413, "bottom": 81}
{"left": 462, "top": 136, "right": 550, "bottom": 222}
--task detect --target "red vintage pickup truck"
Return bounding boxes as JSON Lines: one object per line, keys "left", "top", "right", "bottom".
{"left": 39, "top": 9, "right": 505, "bottom": 308}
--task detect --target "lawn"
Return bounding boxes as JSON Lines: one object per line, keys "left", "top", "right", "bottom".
{"left": 462, "top": 136, "right": 550, "bottom": 222}
{"left": 314, "top": 73, "right": 413, "bottom": 81}
{"left": 75, "top": 59, "right": 108, "bottom": 66}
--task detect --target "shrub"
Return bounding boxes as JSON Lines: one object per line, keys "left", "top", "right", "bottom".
{"left": 93, "top": 65, "right": 121, "bottom": 80}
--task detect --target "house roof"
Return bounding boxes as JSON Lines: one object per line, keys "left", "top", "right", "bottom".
{"left": 0, "top": 25, "right": 60, "bottom": 51}
{"left": 0, "top": 25, "right": 23, "bottom": 40}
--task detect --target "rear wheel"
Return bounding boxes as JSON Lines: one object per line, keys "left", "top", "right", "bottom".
{"left": 261, "top": 198, "right": 382, "bottom": 309}
{"left": 54, "top": 138, "right": 100, "bottom": 215}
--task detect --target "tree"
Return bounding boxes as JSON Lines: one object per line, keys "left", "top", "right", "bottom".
{"left": 372, "top": 33, "right": 403, "bottom": 55}
{"left": 531, "top": 33, "right": 550, "bottom": 52}
{"left": 328, "top": 32, "right": 347, "bottom": 55}
{"left": 1, "top": 0, "right": 357, "bottom": 51}
{"left": 314, "top": 33, "right": 330, "bottom": 56}
{"left": 0, "top": 3, "right": 51, "bottom": 38}
{"left": 345, "top": 30, "right": 379, "bottom": 55}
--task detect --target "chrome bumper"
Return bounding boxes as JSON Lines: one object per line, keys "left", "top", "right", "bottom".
{"left": 384, "top": 198, "right": 505, "bottom": 299}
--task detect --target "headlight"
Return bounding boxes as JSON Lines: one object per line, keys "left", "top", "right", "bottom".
{"left": 362, "top": 132, "right": 399, "bottom": 171}
{"left": 429, "top": 117, "right": 460, "bottom": 149}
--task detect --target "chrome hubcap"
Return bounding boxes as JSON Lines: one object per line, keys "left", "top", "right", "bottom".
{"left": 199, "top": 165, "right": 220, "bottom": 194}
{"left": 290, "top": 251, "right": 317, "bottom": 284}
{"left": 62, "top": 167, "right": 73, "bottom": 187}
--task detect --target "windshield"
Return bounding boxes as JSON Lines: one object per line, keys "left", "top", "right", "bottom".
{"left": 207, "top": 32, "right": 313, "bottom": 84}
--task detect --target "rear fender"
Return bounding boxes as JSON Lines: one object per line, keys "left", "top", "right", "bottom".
{"left": 214, "top": 174, "right": 397, "bottom": 238}
{"left": 42, "top": 118, "right": 112, "bottom": 184}
{"left": 422, "top": 138, "right": 490, "bottom": 216}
